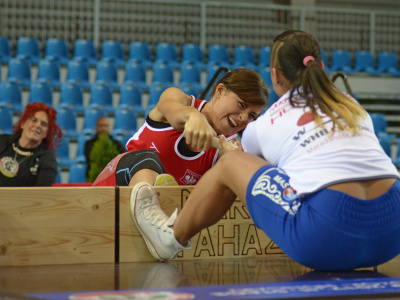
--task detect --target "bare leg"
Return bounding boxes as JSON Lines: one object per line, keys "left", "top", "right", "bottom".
{"left": 129, "top": 169, "right": 159, "bottom": 187}
{"left": 173, "top": 151, "right": 269, "bottom": 246}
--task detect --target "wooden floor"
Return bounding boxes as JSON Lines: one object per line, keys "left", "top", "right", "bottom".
{"left": 1, "top": 254, "right": 400, "bottom": 300}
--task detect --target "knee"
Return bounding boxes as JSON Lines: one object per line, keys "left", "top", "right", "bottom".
{"left": 217, "top": 151, "right": 240, "bottom": 167}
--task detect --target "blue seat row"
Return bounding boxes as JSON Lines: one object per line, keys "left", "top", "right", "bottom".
{"left": 321, "top": 49, "right": 400, "bottom": 76}
{"left": 0, "top": 78, "right": 176, "bottom": 115}
{"left": 2, "top": 56, "right": 207, "bottom": 92}
{"left": 1, "top": 37, "right": 266, "bottom": 70}
{"left": 3, "top": 37, "right": 400, "bottom": 76}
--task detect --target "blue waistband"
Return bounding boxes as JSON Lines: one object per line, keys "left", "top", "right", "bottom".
{"left": 304, "top": 180, "right": 400, "bottom": 229}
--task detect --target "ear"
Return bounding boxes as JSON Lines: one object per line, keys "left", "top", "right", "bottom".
{"left": 271, "top": 67, "right": 280, "bottom": 85}
{"left": 320, "top": 61, "right": 325, "bottom": 69}
{"left": 215, "top": 83, "right": 225, "bottom": 98}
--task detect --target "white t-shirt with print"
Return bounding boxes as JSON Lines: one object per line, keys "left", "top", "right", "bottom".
{"left": 242, "top": 89, "right": 399, "bottom": 196}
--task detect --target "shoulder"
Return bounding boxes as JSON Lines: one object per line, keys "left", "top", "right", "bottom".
{"left": 38, "top": 143, "right": 56, "bottom": 156}
{"left": 38, "top": 147, "right": 58, "bottom": 167}
{"left": 0, "top": 134, "right": 16, "bottom": 152}
{"left": 0, "top": 134, "right": 14, "bottom": 142}
{"left": 193, "top": 97, "right": 207, "bottom": 110}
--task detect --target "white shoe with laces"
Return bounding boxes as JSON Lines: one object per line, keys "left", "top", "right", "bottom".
{"left": 131, "top": 182, "right": 191, "bottom": 261}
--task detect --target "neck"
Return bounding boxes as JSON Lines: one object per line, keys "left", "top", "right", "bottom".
{"left": 200, "top": 101, "right": 216, "bottom": 130}
{"left": 18, "top": 136, "right": 41, "bottom": 149}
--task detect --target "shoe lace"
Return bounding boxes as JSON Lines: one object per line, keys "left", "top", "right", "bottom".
{"left": 141, "top": 197, "right": 169, "bottom": 230}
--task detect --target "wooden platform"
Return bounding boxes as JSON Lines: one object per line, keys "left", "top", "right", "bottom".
{"left": 0, "top": 186, "right": 282, "bottom": 266}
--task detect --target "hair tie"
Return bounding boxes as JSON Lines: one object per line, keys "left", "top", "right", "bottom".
{"left": 303, "top": 56, "right": 315, "bottom": 66}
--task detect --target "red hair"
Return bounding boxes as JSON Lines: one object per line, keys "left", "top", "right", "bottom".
{"left": 13, "top": 102, "right": 63, "bottom": 151}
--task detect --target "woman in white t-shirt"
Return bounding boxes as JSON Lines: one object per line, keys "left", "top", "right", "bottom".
{"left": 130, "top": 30, "right": 400, "bottom": 271}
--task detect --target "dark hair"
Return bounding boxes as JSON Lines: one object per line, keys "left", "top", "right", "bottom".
{"left": 13, "top": 102, "right": 63, "bottom": 151}
{"left": 211, "top": 68, "right": 268, "bottom": 107}
{"left": 271, "top": 30, "right": 366, "bottom": 134}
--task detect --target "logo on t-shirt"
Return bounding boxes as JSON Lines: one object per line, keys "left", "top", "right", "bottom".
{"left": 150, "top": 142, "right": 160, "bottom": 153}
{"left": 180, "top": 169, "right": 201, "bottom": 185}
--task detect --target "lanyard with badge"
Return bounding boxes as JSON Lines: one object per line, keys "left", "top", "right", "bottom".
{"left": 0, "top": 143, "right": 33, "bottom": 178}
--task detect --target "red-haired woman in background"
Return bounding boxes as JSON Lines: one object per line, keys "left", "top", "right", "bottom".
{"left": 0, "top": 102, "right": 63, "bottom": 186}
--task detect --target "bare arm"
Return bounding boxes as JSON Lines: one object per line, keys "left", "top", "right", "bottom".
{"left": 150, "top": 87, "right": 217, "bottom": 151}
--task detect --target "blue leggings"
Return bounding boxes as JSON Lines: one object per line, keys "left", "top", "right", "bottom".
{"left": 246, "top": 165, "right": 400, "bottom": 271}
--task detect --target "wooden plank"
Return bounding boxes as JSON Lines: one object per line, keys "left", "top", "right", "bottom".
{"left": 0, "top": 187, "right": 115, "bottom": 266}
{"left": 119, "top": 186, "right": 283, "bottom": 262}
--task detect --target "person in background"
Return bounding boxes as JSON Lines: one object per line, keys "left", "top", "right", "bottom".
{"left": 130, "top": 30, "right": 400, "bottom": 271}
{"left": 92, "top": 68, "right": 268, "bottom": 187}
{"left": 84, "top": 116, "right": 126, "bottom": 178}
{"left": 0, "top": 102, "right": 63, "bottom": 186}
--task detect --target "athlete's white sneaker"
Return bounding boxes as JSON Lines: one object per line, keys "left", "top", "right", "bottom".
{"left": 131, "top": 182, "right": 191, "bottom": 261}
{"left": 154, "top": 173, "right": 179, "bottom": 186}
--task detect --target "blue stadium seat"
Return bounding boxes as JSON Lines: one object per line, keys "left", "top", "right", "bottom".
{"left": 207, "top": 44, "right": 231, "bottom": 68}
{"left": 89, "top": 82, "right": 114, "bottom": 113}
{"left": 259, "top": 65, "right": 272, "bottom": 87}
{"left": 58, "top": 82, "right": 85, "bottom": 113}
{"left": 155, "top": 42, "right": 180, "bottom": 69}
{"left": 180, "top": 61, "right": 202, "bottom": 85}
{"left": 56, "top": 136, "right": 73, "bottom": 168}
{"left": 329, "top": 49, "right": 352, "bottom": 72}
{"left": 371, "top": 113, "right": 388, "bottom": 135}
{"left": 0, "top": 81, "right": 23, "bottom": 113}
{"left": 206, "top": 63, "right": 228, "bottom": 87}
{"left": 113, "top": 106, "right": 138, "bottom": 137}
{"left": 36, "top": 59, "right": 61, "bottom": 88}
{"left": 101, "top": 40, "right": 125, "bottom": 67}
{"left": 56, "top": 105, "right": 79, "bottom": 140}
{"left": 233, "top": 45, "right": 257, "bottom": 70}
{"left": 178, "top": 82, "right": 200, "bottom": 98}
{"left": 370, "top": 113, "right": 397, "bottom": 140}
{"left": 179, "top": 62, "right": 203, "bottom": 95}
{"left": 75, "top": 133, "right": 91, "bottom": 163}
{"left": 0, "top": 37, "right": 11, "bottom": 64}
{"left": 114, "top": 132, "right": 133, "bottom": 148}
{"left": 378, "top": 134, "right": 392, "bottom": 158}
{"left": 66, "top": 59, "right": 90, "bottom": 89}
{"left": 129, "top": 41, "right": 153, "bottom": 69}
{"left": 55, "top": 166, "right": 62, "bottom": 184}
{"left": 148, "top": 82, "right": 173, "bottom": 110}
{"left": 366, "top": 51, "right": 400, "bottom": 76}
{"left": 378, "top": 52, "right": 400, "bottom": 76}
{"left": 182, "top": 43, "right": 205, "bottom": 70}
{"left": 68, "top": 162, "right": 87, "bottom": 183}
{"left": 95, "top": 59, "right": 120, "bottom": 90}
{"left": 320, "top": 49, "right": 330, "bottom": 72}
{"left": 119, "top": 82, "right": 145, "bottom": 115}
{"left": 0, "top": 105, "right": 13, "bottom": 134}
{"left": 44, "top": 38, "right": 69, "bottom": 66}
{"left": 28, "top": 82, "right": 54, "bottom": 107}
{"left": 16, "top": 37, "right": 41, "bottom": 64}
{"left": 124, "top": 59, "right": 149, "bottom": 92}
{"left": 343, "top": 50, "right": 376, "bottom": 74}
{"left": 258, "top": 46, "right": 271, "bottom": 68}
{"left": 7, "top": 58, "right": 31, "bottom": 87}
{"left": 73, "top": 39, "right": 97, "bottom": 67}
{"left": 82, "top": 105, "right": 107, "bottom": 135}
{"left": 152, "top": 61, "right": 174, "bottom": 85}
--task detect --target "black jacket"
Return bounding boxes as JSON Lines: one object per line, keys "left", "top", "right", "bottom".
{"left": 0, "top": 134, "right": 58, "bottom": 186}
